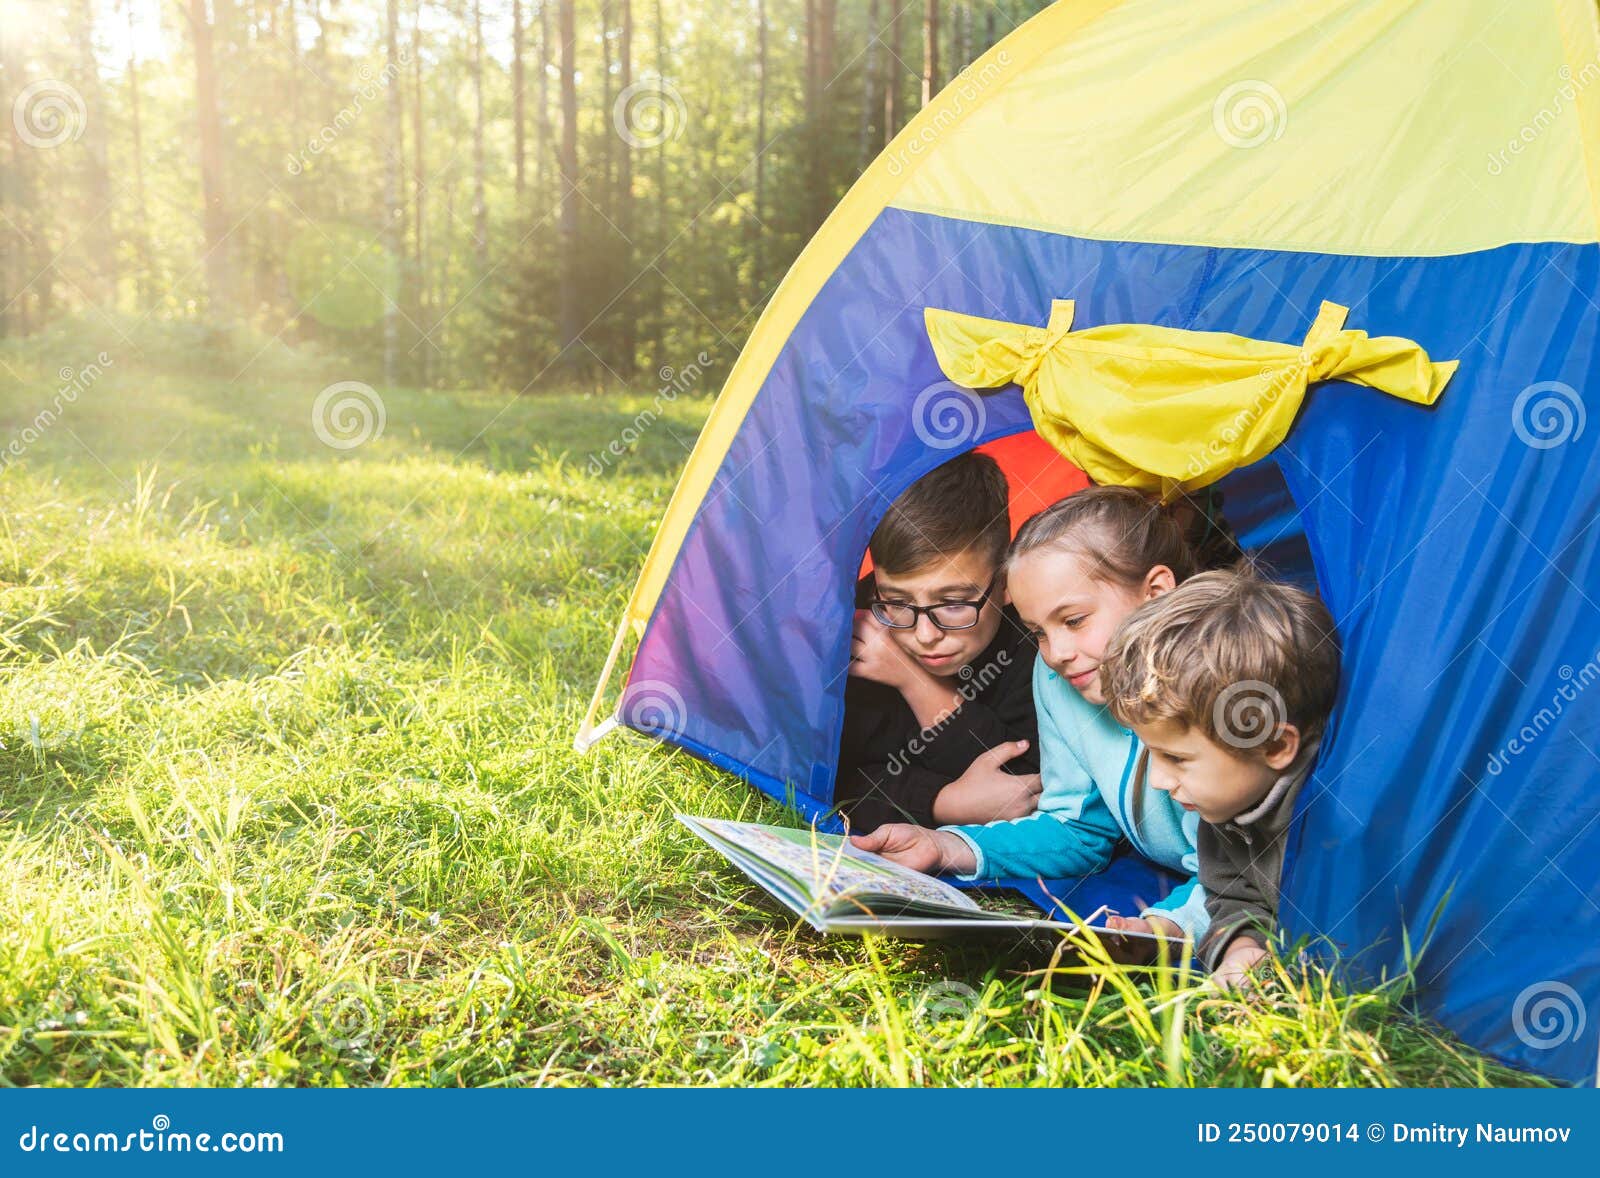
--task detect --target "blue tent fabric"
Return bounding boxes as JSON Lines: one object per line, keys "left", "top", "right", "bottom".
{"left": 624, "top": 205, "right": 1600, "bottom": 1081}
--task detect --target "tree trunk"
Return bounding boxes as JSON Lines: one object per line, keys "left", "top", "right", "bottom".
{"left": 884, "top": 0, "right": 904, "bottom": 144}
{"left": 512, "top": 0, "right": 526, "bottom": 196}
{"left": 600, "top": 1, "right": 614, "bottom": 206}
{"left": 471, "top": 0, "right": 487, "bottom": 269}
{"left": 127, "top": 0, "right": 152, "bottom": 309}
{"left": 617, "top": 0, "right": 634, "bottom": 377}
{"left": 921, "top": 0, "right": 938, "bottom": 106}
{"left": 805, "top": 0, "right": 836, "bottom": 231}
{"left": 754, "top": 0, "right": 767, "bottom": 291}
{"left": 653, "top": 0, "right": 666, "bottom": 357}
{"left": 187, "top": 0, "right": 231, "bottom": 313}
{"left": 287, "top": 0, "right": 299, "bottom": 126}
{"left": 411, "top": 0, "right": 429, "bottom": 386}
{"left": 76, "top": 0, "right": 116, "bottom": 306}
{"left": 384, "top": 0, "right": 401, "bottom": 387}
{"left": 858, "top": 0, "right": 877, "bottom": 171}
{"left": 0, "top": 17, "right": 29, "bottom": 334}
{"left": 537, "top": 0, "right": 551, "bottom": 200}
{"left": 558, "top": 0, "right": 581, "bottom": 360}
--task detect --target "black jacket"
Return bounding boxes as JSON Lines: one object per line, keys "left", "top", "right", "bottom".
{"left": 834, "top": 602, "right": 1040, "bottom": 832}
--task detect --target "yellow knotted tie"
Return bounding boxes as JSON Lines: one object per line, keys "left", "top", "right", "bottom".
{"left": 924, "top": 299, "right": 1457, "bottom": 498}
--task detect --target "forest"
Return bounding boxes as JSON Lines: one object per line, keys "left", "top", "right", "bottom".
{"left": 3, "top": 0, "right": 1053, "bottom": 390}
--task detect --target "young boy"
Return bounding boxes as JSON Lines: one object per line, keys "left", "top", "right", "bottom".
{"left": 836, "top": 452, "right": 1042, "bottom": 833}
{"left": 1099, "top": 568, "right": 1341, "bottom": 986}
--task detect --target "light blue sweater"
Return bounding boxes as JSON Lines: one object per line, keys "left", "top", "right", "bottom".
{"left": 942, "top": 654, "right": 1210, "bottom": 939}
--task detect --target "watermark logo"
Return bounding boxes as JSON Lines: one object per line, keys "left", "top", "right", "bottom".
{"left": 312, "top": 381, "right": 386, "bottom": 450}
{"left": 613, "top": 79, "right": 687, "bottom": 148}
{"left": 1212, "top": 679, "right": 1286, "bottom": 750}
{"left": 885, "top": 650, "right": 1011, "bottom": 777}
{"left": 1212, "top": 80, "right": 1287, "bottom": 149}
{"left": 1185, "top": 359, "right": 1307, "bottom": 481}
{"left": 0, "top": 353, "right": 111, "bottom": 473}
{"left": 1511, "top": 980, "right": 1586, "bottom": 1050}
{"left": 17, "top": 1115, "right": 284, "bottom": 1154}
{"left": 1485, "top": 653, "right": 1600, "bottom": 775}
{"left": 286, "top": 55, "right": 409, "bottom": 175}
{"left": 911, "top": 380, "right": 986, "bottom": 451}
{"left": 884, "top": 52, "right": 1013, "bottom": 177}
{"left": 621, "top": 679, "right": 688, "bottom": 740}
{"left": 9, "top": 714, "right": 86, "bottom": 754}
{"left": 1488, "top": 56, "right": 1600, "bottom": 175}
{"left": 1511, "top": 380, "right": 1584, "bottom": 450}
{"left": 12, "top": 80, "right": 86, "bottom": 148}
{"left": 310, "top": 980, "right": 382, "bottom": 1050}
{"left": 913, "top": 980, "right": 982, "bottom": 1052}
{"left": 585, "top": 350, "right": 714, "bottom": 477}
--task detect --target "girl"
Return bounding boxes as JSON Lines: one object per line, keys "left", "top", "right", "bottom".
{"left": 851, "top": 486, "right": 1208, "bottom": 944}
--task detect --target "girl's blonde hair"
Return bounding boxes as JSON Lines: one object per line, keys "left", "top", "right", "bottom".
{"left": 1005, "top": 486, "right": 1197, "bottom": 588}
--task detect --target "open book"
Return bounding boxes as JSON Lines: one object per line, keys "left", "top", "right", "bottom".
{"left": 679, "top": 814, "right": 1185, "bottom": 943}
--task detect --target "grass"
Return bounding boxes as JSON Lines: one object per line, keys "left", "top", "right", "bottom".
{"left": 0, "top": 331, "right": 1544, "bottom": 1087}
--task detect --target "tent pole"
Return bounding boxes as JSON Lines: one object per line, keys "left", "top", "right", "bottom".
{"left": 574, "top": 614, "right": 631, "bottom": 753}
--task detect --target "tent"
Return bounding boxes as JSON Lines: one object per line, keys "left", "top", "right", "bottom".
{"left": 579, "top": 0, "right": 1600, "bottom": 1083}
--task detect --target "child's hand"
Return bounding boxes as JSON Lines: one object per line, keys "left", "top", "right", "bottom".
{"left": 931, "top": 741, "right": 1041, "bottom": 824}
{"left": 1211, "top": 936, "right": 1269, "bottom": 990}
{"left": 1097, "top": 914, "right": 1184, "bottom": 964}
{"left": 1103, "top": 914, "right": 1183, "bottom": 940}
{"left": 848, "top": 609, "right": 917, "bottom": 690}
{"left": 850, "top": 825, "right": 976, "bottom": 875}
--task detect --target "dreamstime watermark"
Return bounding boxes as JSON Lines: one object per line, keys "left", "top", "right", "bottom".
{"left": 16, "top": 1114, "right": 284, "bottom": 1154}
{"left": 1184, "top": 358, "right": 1308, "bottom": 481}
{"left": 5, "top": 714, "right": 86, "bottom": 754}
{"left": 911, "top": 380, "right": 986, "bottom": 451}
{"left": 1212, "top": 80, "right": 1287, "bottom": 148}
{"left": 286, "top": 54, "right": 410, "bottom": 175}
{"left": 1511, "top": 380, "right": 1584, "bottom": 449}
{"left": 312, "top": 380, "right": 386, "bottom": 450}
{"left": 883, "top": 52, "right": 1013, "bottom": 177}
{"left": 1484, "top": 652, "right": 1600, "bottom": 776}
{"left": 884, "top": 651, "right": 1012, "bottom": 778}
{"left": 613, "top": 78, "right": 687, "bottom": 148}
{"left": 585, "top": 351, "right": 714, "bottom": 477}
{"left": 1212, "top": 679, "right": 1287, "bottom": 750}
{"left": 621, "top": 679, "right": 688, "bottom": 740}
{"left": 12, "top": 79, "right": 86, "bottom": 148}
{"left": 1511, "top": 980, "right": 1587, "bottom": 1050}
{"left": 0, "top": 353, "right": 112, "bottom": 473}
{"left": 1487, "top": 56, "right": 1600, "bottom": 175}
{"left": 309, "top": 980, "right": 383, "bottom": 1050}
{"left": 913, "top": 980, "right": 982, "bottom": 1053}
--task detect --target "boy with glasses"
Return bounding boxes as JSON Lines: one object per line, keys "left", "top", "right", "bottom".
{"left": 836, "top": 452, "right": 1042, "bottom": 833}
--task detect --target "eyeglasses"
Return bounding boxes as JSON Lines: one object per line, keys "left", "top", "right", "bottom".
{"left": 868, "top": 576, "right": 998, "bottom": 631}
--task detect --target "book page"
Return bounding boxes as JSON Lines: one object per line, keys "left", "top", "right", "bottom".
{"left": 686, "top": 817, "right": 980, "bottom": 915}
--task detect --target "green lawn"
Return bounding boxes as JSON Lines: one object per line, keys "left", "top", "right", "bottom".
{"left": 0, "top": 331, "right": 1541, "bottom": 1086}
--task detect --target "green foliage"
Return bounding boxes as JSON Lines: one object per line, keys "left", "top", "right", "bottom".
{"left": 1, "top": 1, "right": 1076, "bottom": 387}
{"left": 0, "top": 348, "right": 1546, "bottom": 1087}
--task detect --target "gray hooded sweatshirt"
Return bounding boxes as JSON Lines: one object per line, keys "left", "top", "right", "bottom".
{"left": 1196, "top": 740, "right": 1320, "bottom": 972}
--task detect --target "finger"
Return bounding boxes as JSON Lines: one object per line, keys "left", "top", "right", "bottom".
{"left": 856, "top": 824, "right": 909, "bottom": 850}
{"left": 980, "top": 739, "right": 1029, "bottom": 767}
{"left": 1018, "top": 773, "right": 1044, "bottom": 796}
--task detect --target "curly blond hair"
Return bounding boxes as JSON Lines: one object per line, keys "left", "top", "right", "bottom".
{"left": 1100, "top": 567, "right": 1341, "bottom": 750}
